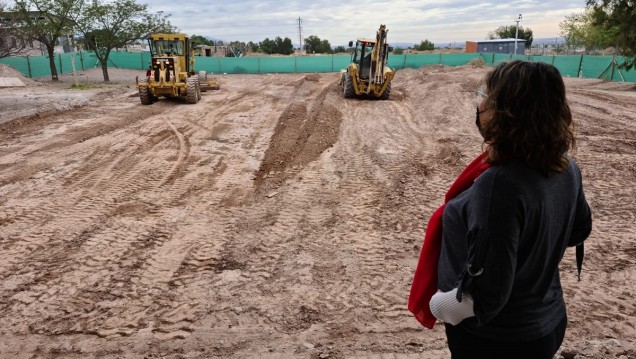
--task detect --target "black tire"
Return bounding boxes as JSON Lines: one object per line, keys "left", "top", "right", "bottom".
{"left": 186, "top": 77, "right": 199, "bottom": 104}
{"left": 139, "top": 80, "right": 153, "bottom": 105}
{"left": 380, "top": 82, "right": 392, "bottom": 100}
{"left": 343, "top": 73, "right": 355, "bottom": 98}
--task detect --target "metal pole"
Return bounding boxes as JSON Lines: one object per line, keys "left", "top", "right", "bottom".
{"left": 69, "top": 33, "right": 78, "bottom": 86}
{"left": 514, "top": 14, "right": 522, "bottom": 55}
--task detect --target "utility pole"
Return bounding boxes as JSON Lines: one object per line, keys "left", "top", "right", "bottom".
{"left": 297, "top": 17, "right": 303, "bottom": 54}
{"left": 514, "top": 14, "right": 522, "bottom": 55}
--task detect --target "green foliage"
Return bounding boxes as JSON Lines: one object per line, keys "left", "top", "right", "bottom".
{"left": 259, "top": 36, "right": 293, "bottom": 55}
{"left": 12, "top": 0, "right": 85, "bottom": 80}
{"left": 393, "top": 47, "right": 404, "bottom": 55}
{"left": 333, "top": 45, "right": 346, "bottom": 53}
{"left": 560, "top": 9, "right": 618, "bottom": 52}
{"left": 413, "top": 39, "right": 434, "bottom": 51}
{"left": 304, "top": 35, "right": 332, "bottom": 54}
{"left": 247, "top": 41, "right": 259, "bottom": 52}
{"left": 70, "top": 82, "right": 101, "bottom": 89}
{"left": 75, "top": 0, "right": 176, "bottom": 81}
{"left": 587, "top": 0, "right": 636, "bottom": 70}
{"left": 190, "top": 34, "right": 214, "bottom": 46}
{"left": 488, "top": 25, "right": 534, "bottom": 48}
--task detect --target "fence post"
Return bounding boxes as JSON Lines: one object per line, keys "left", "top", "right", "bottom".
{"left": 439, "top": 52, "right": 442, "bottom": 64}
{"left": 140, "top": 53, "right": 144, "bottom": 70}
{"left": 577, "top": 55, "right": 584, "bottom": 78}
{"left": 26, "top": 55, "right": 33, "bottom": 78}
{"left": 59, "top": 53, "right": 63, "bottom": 73}
{"left": 294, "top": 56, "right": 297, "bottom": 73}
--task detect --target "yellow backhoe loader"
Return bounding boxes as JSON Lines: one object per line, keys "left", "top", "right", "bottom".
{"left": 137, "top": 33, "right": 219, "bottom": 105}
{"left": 340, "top": 24, "right": 395, "bottom": 100}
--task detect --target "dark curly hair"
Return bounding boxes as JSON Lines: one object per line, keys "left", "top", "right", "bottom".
{"left": 481, "top": 60, "right": 575, "bottom": 174}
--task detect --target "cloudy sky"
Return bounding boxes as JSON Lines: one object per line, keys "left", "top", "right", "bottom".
{"left": 146, "top": 0, "right": 587, "bottom": 46}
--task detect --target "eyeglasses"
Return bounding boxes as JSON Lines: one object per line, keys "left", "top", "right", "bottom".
{"left": 474, "top": 86, "right": 487, "bottom": 106}
{"left": 475, "top": 87, "right": 487, "bottom": 97}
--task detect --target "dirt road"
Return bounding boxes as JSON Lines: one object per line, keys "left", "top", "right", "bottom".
{"left": 0, "top": 65, "right": 635, "bottom": 358}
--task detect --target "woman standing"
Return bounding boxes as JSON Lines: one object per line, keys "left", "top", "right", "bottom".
{"left": 419, "top": 60, "right": 592, "bottom": 359}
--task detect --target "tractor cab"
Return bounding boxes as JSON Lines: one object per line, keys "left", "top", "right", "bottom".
{"left": 146, "top": 33, "right": 193, "bottom": 83}
{"left": 350, "top": 38, "right": 376, "bottom": 79}
{"left": 149, "top": 37, "right": 185, "bottom": 57}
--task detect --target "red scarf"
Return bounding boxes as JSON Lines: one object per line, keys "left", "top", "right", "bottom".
{"left": 408, "top": 153, "right": 490, "bottom": 328}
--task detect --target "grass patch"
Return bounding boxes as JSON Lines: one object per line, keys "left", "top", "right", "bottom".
{"left": 70, "top": 83, "right": 103, "bottom": 90}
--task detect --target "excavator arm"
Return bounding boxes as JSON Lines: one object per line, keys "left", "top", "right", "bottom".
{"left": 372, "top": 24, "right": 388, "bottom": 84}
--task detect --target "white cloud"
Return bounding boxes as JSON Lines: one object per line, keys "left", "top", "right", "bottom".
{"left": 146, "top": 0, "right": 586, "bottom": 45}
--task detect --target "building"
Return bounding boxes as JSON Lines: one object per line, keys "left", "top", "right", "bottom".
{"left": 465, "top": 38, "right": 526, "bottom": 55}
{"left": 0, "top": 11, "right": 72, "bottom": 56}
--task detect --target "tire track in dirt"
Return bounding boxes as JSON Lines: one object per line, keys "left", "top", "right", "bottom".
{"left": 2, "top": 69, "right": 635, "bottom": 358}
{"left": 105, "top": 76, "right": 332, "bottom": 339}
{"left": 0, "top": 96, "right": 236, "bottom": 339}
{"left": 560, "top": 79, "right": 636, "bottom": 358}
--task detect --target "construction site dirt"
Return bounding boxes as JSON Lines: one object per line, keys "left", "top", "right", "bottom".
{"left": 0, "top": 65, "right": 635, "bottom": 359}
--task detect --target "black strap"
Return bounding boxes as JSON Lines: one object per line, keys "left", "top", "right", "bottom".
{"left": 576, "top": 243, "right": 584, "bottom": 281}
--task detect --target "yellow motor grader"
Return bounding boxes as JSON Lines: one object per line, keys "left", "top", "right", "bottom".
{"left": 340, "top": 24, "right": 395, "bottom": 100}
{"left": 137, "top": 33, "right": 219, "bottom": 105}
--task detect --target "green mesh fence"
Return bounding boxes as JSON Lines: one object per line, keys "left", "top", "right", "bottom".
{"left": 221, "top": 57, "right": 259, "bottom": 74}
{"left": 443, "top": 53, "right": 481, "bottom": 66}
{"left": 493, "top": 53, "right": 512, "bottom": 64}
{"left": 0, "top": 56, "right": 30, "bottom": 77}
{"left": 581, "top": 56, "right": 614, "bottom": 80}
{"left": 192, "top": 56, "right": 221, "bottom": 73}
{"left": 2, "top": 51, "right": 635, "bottom": 83}
{"left": 106, "top": 51, "right": 148, "bottom": 70}
{"left": 617, "top": 57, "right": 636, "bottom": 82}
{"left": 551, "top": 56, "right": 582, "bottom": 77}
{"left": 528, "top": 55, "right": 556, "bottom": 65}
{"left": 404, "top": 54, "right": 443, "bottom": 69}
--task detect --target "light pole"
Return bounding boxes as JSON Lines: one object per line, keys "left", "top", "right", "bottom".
{"left": 514, "top": 14, "right": 522, "bottom": 55}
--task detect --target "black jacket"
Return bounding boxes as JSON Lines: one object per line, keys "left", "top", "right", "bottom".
{"left": 438, "top": 159, "right": 592, "bottom": 341}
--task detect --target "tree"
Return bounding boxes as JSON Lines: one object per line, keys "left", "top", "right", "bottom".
{"left": 587, "top": 0, "right": 636, "bottom": 69}
{"left": 259, "top": 37, "right": 275, "bottom": 54}
{"left": 560, "top": 9, "right": 618, "bottom": 53}
{"left": 12, "top": 0, "right": 84, "bottom": 81}
{"left": 258, "top": 36, "right": 293, "bottom": 55}
{"left": 414, "top": 39, "right": 434, "bottom": 51}
{"left": 1, "top": 1, "right": 30, "bottom": 58}
{"left": 190, "top": 34, "right": 214, "bottom": 46}
{"left": 393, "top": 47, "right": 404, "bottom": 55}
{"left": 277, "top": 37, "right": 294, "bottom": 55}
{"left": 75, "top": 0, "right": 175, "bottom": 82}
{"left": 488, "top": 25, "right": 534, "bottom": 48}
{"left": 247, "top": 40, "right": 258, "bottom": 53}
{"left": 304, "top": 35, "right": 332, "bottom": 54}
{"left": 333, "top": 45, "right": 346, "bottom": 53}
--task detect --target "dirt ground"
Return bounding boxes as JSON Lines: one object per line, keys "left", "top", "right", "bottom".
{"left": 0, "top": 64, "right": 635, "bottom": 359}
